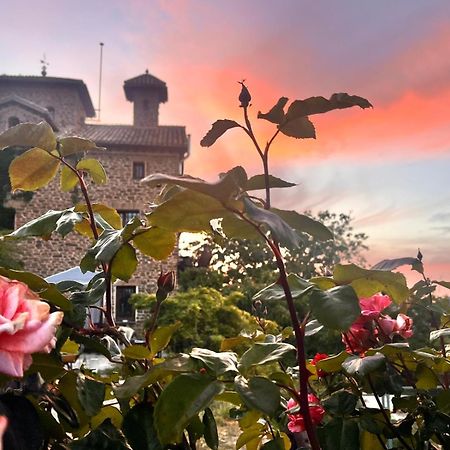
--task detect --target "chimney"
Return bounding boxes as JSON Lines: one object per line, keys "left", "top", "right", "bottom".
{"left": 123, "top": 69, "right": 168, "bottom": 127}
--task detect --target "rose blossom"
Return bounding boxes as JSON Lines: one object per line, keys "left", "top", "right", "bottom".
{"left": 359, "top": 293, "right": 391, "bottom": 320}
{"left": 287, "top": 394, "right": 325, "bottom": 433}
{"left": 0, "top": 276, "right": 63, "bottom": 377}
{"left": 343, "top": 293, "right": 413, "bottom": 353}
{"left": 311, "top": 353, "right": 329, "bottom": 378}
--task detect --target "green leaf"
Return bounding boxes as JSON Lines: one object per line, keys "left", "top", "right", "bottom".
{"left": 220, "top": 212, "right": 262, "bottom": 240}
{"left": 75, "top": 203, "right": 122, "bottom": 230}
{"left": 322, "top": 390, "right": 358, "bottom": 416}
{"left": 133, "top": 228, "right": 177, "bottom": 260}
{"left": 5, "top": 209, "right": 64, "bottom": 239}
{"left": 76, "top": 158, "right": 107, "bottom": 184}
{"left": 257, "top": 97, "right": 289, "bottom": 124}
{"left": 371, "top": 257, "right": 422, "bottom": 273}
{"left": 430, "top": 328, "right": 450, "bottom": 342}
{"left": 261, "top": 438, "right": 285, "bottom": 450}
{"left": 70, "top": 419, "right": 129, "bottom": 450}
{"left": 148, "top": 190, "right": 228, "bottom": 233}
{"left": 114, "top": 356, "right": 194, "bottom": 400}
{"left": 89, "top": 229, "right": 122, "bottom": 263}
{"left": 434, "top": 280, "right": 450, "bottom": 290}
{"left": 58, "top": 137, "right": 105, "bottom": 157}
{"left": 342, "top": 354, "right": 386, "bottom": 377}
{"left": 91, "top": 406, "right": 123, "bottom": 430}
{"left": 154, "top": 374, "right": 224, "bottom": 445}
{"left": 238, "top": 342, "right": 295, "bottom": 371}
{"left": 0, "top": 121, "right": 56, "bottom": 151}
{"left": 203, "top": 408, "right": 219, "bottom": 450}
{"left": 234, "top": 375, "right": 280, "bottom": 417}
{"left": 272, "top": 208, "right": 333, "bottom": 241}
{"left": 77, "top": 376, "right": 106, "bottom": 417}
{"left": 243, "top": 198, "right": 300, "bottom": 249}
{"left": 150, "top": 322, "right": 182, "bottom": 357}
{"left": 200, "top": 119, "right": 240, "bottom": 147}
{"left": 190, "top": 348, "right": 238, "bottom": 376}
{"left": 123, "top": 403, "right": 162, "bottom": 450}
{"left": 71, "top": 333, "right": 111, "bottom": 360}
{"left": 245, "top": 174, "right": 296, "bottom": 191}
{"left": 253, "top": 273, "right": 313, "bottom": 302}
{"left": 305, "top": 319, "right": 324, "bottom": 336}
{"left": 60, "top": 164, "right": 79, "bottom": 191}
{"left": 333, "top": 263, "right": 409, "bottom": 304}
{"left": 278, "top": 116, "right": 316, "bottom": 139}
{"left": 55, "top": 210, "right": 84, "bottom": 237}
{"left": 416, "top": 363, "right": 439, "bottom": 389}
{"left": 143, "top": 166, "right": 247, "bottom": 203}
{"left": 26, "top": 353, "right": 66, "bottom": 381}
{"left": 309, "top": 285, "right": 360, "bottom": 331}
{"left": 317, "top": 417, "right": 360, "bottom": 450}
{"left": 236, "top": 424, "right": 264, "bottom": 450}
{"left": 122, "top": 344, "right": 152, "bottom": 360}
{"left": 111, "top": 243, "right": 137, "bottom": 281}
{"left": 286, "top": 93, "right": 372, "bottom": 120}
{"left": 316, "top": 351, "right": 351, "bottom": 373}
{"left": 9, "top": 147, "right": 60, "bottom": 191}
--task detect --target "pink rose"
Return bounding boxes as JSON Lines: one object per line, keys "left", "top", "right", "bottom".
{"left": 359, "top": 294, "right": 391, "bottom": 320}
{"left": 0, "top": 276, "right": 63, "bottom": 377}
{"left": 287, "top": 394, "right": 325, "bottom": 433}
{"left": 394, "top": 313, "right": 413, "bottom": 338}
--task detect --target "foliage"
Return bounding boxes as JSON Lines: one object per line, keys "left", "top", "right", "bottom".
{"left": 0, "top": 229, "right": 22, "bottom": 269}
{"left": 131, "top": 287, "right": 279, "bottom": 352}
{"left": 0, "top": 86, "right": 448, "bottom": 450}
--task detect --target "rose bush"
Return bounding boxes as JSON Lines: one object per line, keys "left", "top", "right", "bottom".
{"left": 0, "top": 275, "right": 63, "bottom": 377}
{"left": 342, "top": 293, "right": 413, "bottom": 354}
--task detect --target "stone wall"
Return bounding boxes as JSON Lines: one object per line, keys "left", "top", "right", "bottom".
{"left": 12, "top": 145, "right": 183, "bottom": 333}
{"left": 0, "top": 105, "right": 46, "bottom": 131}
{"left": 0, "top": 84, "right": 86, "bottom": 131}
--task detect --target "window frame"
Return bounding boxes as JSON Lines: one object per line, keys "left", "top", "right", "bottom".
{"left": 115, "top": 285, "right": 137, "bottom": 323}
{"left": 132, "top": 161, "right": 145, "bottom": 180}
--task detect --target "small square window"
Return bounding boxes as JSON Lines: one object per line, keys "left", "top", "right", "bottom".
{"left": 133, "top": 162, "right": 145, "bottom": 180}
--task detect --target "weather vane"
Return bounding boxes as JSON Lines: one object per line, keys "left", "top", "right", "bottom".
{"left": 40, "top": 54, "right": 49, "bottom": 77}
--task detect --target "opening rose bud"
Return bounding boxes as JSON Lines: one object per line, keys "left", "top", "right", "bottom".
{"left": 0, "top": 276, "right": 63, "bottom": 377}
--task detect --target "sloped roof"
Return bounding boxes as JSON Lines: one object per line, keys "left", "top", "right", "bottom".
{"left": 75, "top": 124, "right": 188, "bottom": 150}
{"left": 123, "top": 71, "right": 168, "bottom": 103}
{"left": 0, "top": 75, "right": 95, "bottom": 117}
{"left": 0, "top": 94, "right": 58, "bottom": 129}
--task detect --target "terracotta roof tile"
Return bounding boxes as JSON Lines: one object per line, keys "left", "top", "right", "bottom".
{"left": 74, "top": 124, "right": 188, "bottom": 150}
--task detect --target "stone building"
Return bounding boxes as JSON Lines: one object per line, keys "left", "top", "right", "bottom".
{"left": 0, "top": 71, "right": 189, "bottom": 330}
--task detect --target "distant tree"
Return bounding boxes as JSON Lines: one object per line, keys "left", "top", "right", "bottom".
{"left": 179, "top": 211, "right": 368, "bottom": 301}
{"left": 130, "top": 287, "right": 278, "bottom": 353}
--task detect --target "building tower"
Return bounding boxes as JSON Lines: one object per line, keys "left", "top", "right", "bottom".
{"left": 123, "top": 69, "right": 168, "bottom": 127}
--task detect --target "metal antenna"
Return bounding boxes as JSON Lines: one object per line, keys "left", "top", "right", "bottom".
{"left": 97, "top": 42, "right": 104, "bottom": 121}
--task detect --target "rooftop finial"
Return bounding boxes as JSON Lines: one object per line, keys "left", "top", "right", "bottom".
{"left": 40, "top": 53, "right": 49, "bottom": 77}
{"left": 145, "top": 68, "right": 149, "bottom": 74}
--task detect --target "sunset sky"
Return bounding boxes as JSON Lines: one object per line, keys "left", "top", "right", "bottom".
{"left": 1, "top": 0, "right": 449, "bottom": 287}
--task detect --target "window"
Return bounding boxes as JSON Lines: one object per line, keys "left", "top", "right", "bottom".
{"left": 115, "top": 286, "right": 136, "bottom": 323}
{"left": 118, "top": 209, "right": 139, "bottom": 225}
{"left": 8, "top": 117, "right": 20, "bottom": 128}
{"left": 133, "top": 162, "right": 145, "bottom": 180}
